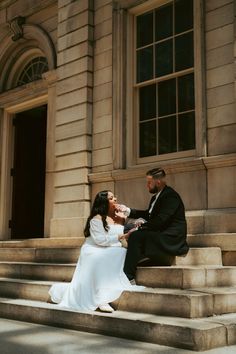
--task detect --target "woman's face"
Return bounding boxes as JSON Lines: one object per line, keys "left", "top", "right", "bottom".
{"left": 107, "top": 191, "right": 117, "bottom": 212}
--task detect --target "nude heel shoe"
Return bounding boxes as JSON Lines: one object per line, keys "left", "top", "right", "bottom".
{"left": 98, "top": 304, "right": 114, "bottom": 313}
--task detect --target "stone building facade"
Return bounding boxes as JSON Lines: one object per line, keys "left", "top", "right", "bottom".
{"left": 0, "top": 0, "right": 235, "bottom": 240}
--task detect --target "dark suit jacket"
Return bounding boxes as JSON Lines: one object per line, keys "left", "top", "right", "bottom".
{"left": 129, "top": 185, "right": 189, "bottom": 256}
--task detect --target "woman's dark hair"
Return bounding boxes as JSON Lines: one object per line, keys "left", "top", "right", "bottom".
{"left": 84, "top": 190, "right": 110, "bottom": 237}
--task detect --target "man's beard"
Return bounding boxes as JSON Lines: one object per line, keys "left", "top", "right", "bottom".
{"left": 149, "top": 185, "right": 158, "bottom": 194}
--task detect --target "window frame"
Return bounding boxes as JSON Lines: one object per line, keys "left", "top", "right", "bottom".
{"left": 126, "top": 0, "right": 206, "bottom": 167}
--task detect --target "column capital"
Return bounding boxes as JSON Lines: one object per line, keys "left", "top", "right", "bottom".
{"left": 42, "top": 70, "right": 58, "bottom": 85}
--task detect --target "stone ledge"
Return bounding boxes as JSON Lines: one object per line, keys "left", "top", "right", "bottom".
{"left": 89, "top": 158, "right": 206, "bottom": 182}
{"left": 0, "top": 279, "right": 216, "bottom": 318}
{"left": 88, "top": 154, "right": 236, "bottom": 183}
{"left": 186, "top": 208, "right": 236, "bottom": 233}
{"left": 0, "top": 237, "right": 84, "bottom": 248}
{"left": 0, "top": 298, "right": 228, "bottom": 351}
{"left": 188, "top": 233, "right": 236, "bottom": 251}
{"left": 136, "top": 266, "right": 236, "bottom": 289}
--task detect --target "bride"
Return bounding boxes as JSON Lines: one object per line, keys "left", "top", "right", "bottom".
{"left": 48, "top": 190, "right": 145, "bottom": 313}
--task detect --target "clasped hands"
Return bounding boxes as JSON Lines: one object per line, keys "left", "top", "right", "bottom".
{"left": 116, "top": 204, "right": 145, "bottom": 248}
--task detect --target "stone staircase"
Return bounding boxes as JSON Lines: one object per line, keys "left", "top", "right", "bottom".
{"left": 0, "top": 235, "right": 236, "bottom": 351}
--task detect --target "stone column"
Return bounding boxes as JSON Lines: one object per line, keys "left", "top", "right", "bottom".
{"left": 50, "top": 0, "right": 94, "bottom": 237}
{"left": 90, "top": 0, "right": 114, "bottom": 199}
{"left": 42, "top": 70, "right": 57, "bottom": 237}
{"left": 0, "top": 107, "right": 12, "bottom": 240}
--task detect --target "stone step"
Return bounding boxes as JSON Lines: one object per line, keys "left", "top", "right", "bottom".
{"left": 0, "top": 237, "right": 84, "bottom": 249}
{"left": 191, "top": 287, "right": 236, "bottom": 316}
{"left": 187, "top": 234, "right": 236, "bottom": 266}
{"left": 174, "top": 247, "right": 222, "bottom": 266}
{"left": 222, "top": 252, "right": 236, "bottom": 266}
{"left": 1, "top": 278, "right": 236, "bottom": 318}
{"left": 0, "top": 246, "right": 223, "bottom": 265}
{"left": 119, "top": 286, "right": 236, "bottom": 318}
{"left": 1, "top": 262, "right": 236, "bottom": 289}
{"left": 0, "top": 233, "right": 234, "bottom": 250}
{"left": 0, "top": 248, "right": 80, "bottom": 263}
{"left": 136, "top": 265, "right": 236, "bottom": 289}
{"left": 0, "top": 297, "right": 231, "bottom": 351}
{"left": 187, "top": 233, "right": 236, "bottom": 251}
{"left": 186, "top": 208, "right": 236, "bottom": 234}
{"left": 0, "top": 262, "right": 75, "bottom": 281}
{"left": 0, "top": 278, "right": 212, "bottom": 318}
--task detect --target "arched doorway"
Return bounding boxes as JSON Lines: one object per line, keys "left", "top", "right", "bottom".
{"left": 0, "top": 23, "right": 56, "bottom": 240}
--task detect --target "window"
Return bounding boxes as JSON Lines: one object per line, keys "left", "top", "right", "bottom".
{"left": 135, "top": 0, "right": 195, "bottom": 159}
{"left": 17, "top": 56, "right": 49, "bottom": 87}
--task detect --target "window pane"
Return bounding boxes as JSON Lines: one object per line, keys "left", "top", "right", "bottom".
{"left": 178, "top": 73, "right": 195, "bottom": 112}
{"left": 175, "top": 32, "right": 194, "bottom": 71}
{"left": 155, "top": 39, "right": 173, "bottom": 77}
{"left": 178, "top": 112, "right": 195, "bottom": 151}
{"left": 139, "top": 84, "right": 156, "bottom": 121}
{"left": 137, "top": 12, "right": 153, "bottom": 48}
{"left": 155, "top": 3, "right": 173, "bottom": 41}
{"left": 175, "top": 0, "right": 193, "bottom": 34}
{"left": 137, "top": 46, "right": 153, "bottom": 83}
{"left": 139, "top": 120, "right": 157, "bottom": 157}
{"left": 17, "top": 57, "right": 49, "bottom": 87}
{"left": 158, "top": 115, "right": 177, "bottom": 154}
{"left": 158, "top": 78, "right": 176, "bottom": 116}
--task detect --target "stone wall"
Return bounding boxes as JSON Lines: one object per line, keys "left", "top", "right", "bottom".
{"left": 50, "top": 0, "right": 94, "bottom": 237}
{"left": 89, "top": 0, "right": 236, "bottom": 234}
{"left": 0, "top": 0, "right": 235, "bottom": 238}
{"left": 204, "top": 0, "right": 236, "bottom": 213}
{"left": 206, "top": 0, "right": 235, "bottom": 156}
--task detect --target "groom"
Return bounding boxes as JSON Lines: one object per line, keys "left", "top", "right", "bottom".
{"left": 120, "top": 167, "right": 189, "bottom": 283}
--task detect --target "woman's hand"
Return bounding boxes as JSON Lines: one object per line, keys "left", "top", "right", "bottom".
{"left": 122, "top": 227, "right": 137, "bottom": 240}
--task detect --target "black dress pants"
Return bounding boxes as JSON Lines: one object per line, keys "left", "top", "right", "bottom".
{"left": 123, "top": 229, "right": 174, "bottom": 280}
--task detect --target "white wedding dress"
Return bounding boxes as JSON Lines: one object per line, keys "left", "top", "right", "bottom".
{"left": 49, "top": 218, "right": 145, "bottom": 311}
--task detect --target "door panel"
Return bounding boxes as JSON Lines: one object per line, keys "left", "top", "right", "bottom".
{"left": 11, "top": 105, "right": 47, "bottom": 238}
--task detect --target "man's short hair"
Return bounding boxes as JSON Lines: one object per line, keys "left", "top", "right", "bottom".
{"left": 146, "top": 168, "right": 166, "bottom": 179}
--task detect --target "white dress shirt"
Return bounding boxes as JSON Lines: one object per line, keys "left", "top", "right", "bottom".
{"left": 148, "top": 190, "right": 162, "bottom": 214}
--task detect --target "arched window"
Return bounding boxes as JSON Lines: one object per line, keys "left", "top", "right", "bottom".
{"left": 17, "top": 56, "right": 49, "bottom": 86}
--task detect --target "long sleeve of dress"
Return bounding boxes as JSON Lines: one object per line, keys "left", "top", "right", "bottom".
{"left": 89, "top": 219, "right": 122, "bottom": 247}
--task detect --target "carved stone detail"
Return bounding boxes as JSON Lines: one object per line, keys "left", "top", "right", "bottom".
{"left": 9, "top": 16, "right": 25, "bottom": 41}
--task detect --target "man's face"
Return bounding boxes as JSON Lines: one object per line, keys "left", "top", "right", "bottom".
{"left": 146, "top": 175, "right": 159, "bottom": 194}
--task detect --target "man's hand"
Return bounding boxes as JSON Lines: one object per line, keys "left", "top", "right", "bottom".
{"left": 134, "top": 218, "right": 146, "bottom": 228}
{"left": 113, "top": 211, "right": 126, "bottom": 225}
{"left": 116, "top": 204, "right": 131, "bottom": 217}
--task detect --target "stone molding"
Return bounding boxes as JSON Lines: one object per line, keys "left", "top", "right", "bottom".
{"left": 89, "top": 157, "right": 206, "bottom": 183}
{"left": 0, "top": 81, "right": 48, "bottom": 109}
{"left": 89, "top": 153, "right": 236, "bottom": 183}
{"left": 112, "top": 7, "right": 127, "bottom": 169}
{"left": 22, "top": 24, "right": 56, "bottom": 69}
{"left": 0, "top": 23, "right": 56, "bottom": 91}
{"left": 203, "top": 153, "right": 236, "bottom": 169}
{"left": 42, "top": 70, "right": 58, "bottom": 86}
{"left": 0, "top": 0, "right": 15, "bottom": 9}
{"left": 9, "top": 16, "right": 25, "bottom": 41}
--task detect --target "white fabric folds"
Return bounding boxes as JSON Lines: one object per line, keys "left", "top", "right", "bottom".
{"left": 49, "top": 219, "right": 145, "bottom": 311}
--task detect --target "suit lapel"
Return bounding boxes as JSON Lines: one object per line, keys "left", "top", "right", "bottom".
{"left": 149, "top": 186, "right": 168, "bottom": 216}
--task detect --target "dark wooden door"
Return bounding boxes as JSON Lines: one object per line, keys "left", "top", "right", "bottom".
{"left": 11, "top": 105, "right": 47, "bottom": 238}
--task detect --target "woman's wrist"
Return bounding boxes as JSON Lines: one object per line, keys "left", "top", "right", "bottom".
{"left": 118, "top": 234, "right": 123, "bottom": 241}
{"left": 118, "top": 234, "right": 128, "bottom": 248}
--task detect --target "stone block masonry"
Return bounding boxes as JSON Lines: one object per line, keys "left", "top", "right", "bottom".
{"left": 50, "top": 0, "right": 94, "bottom": 237}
